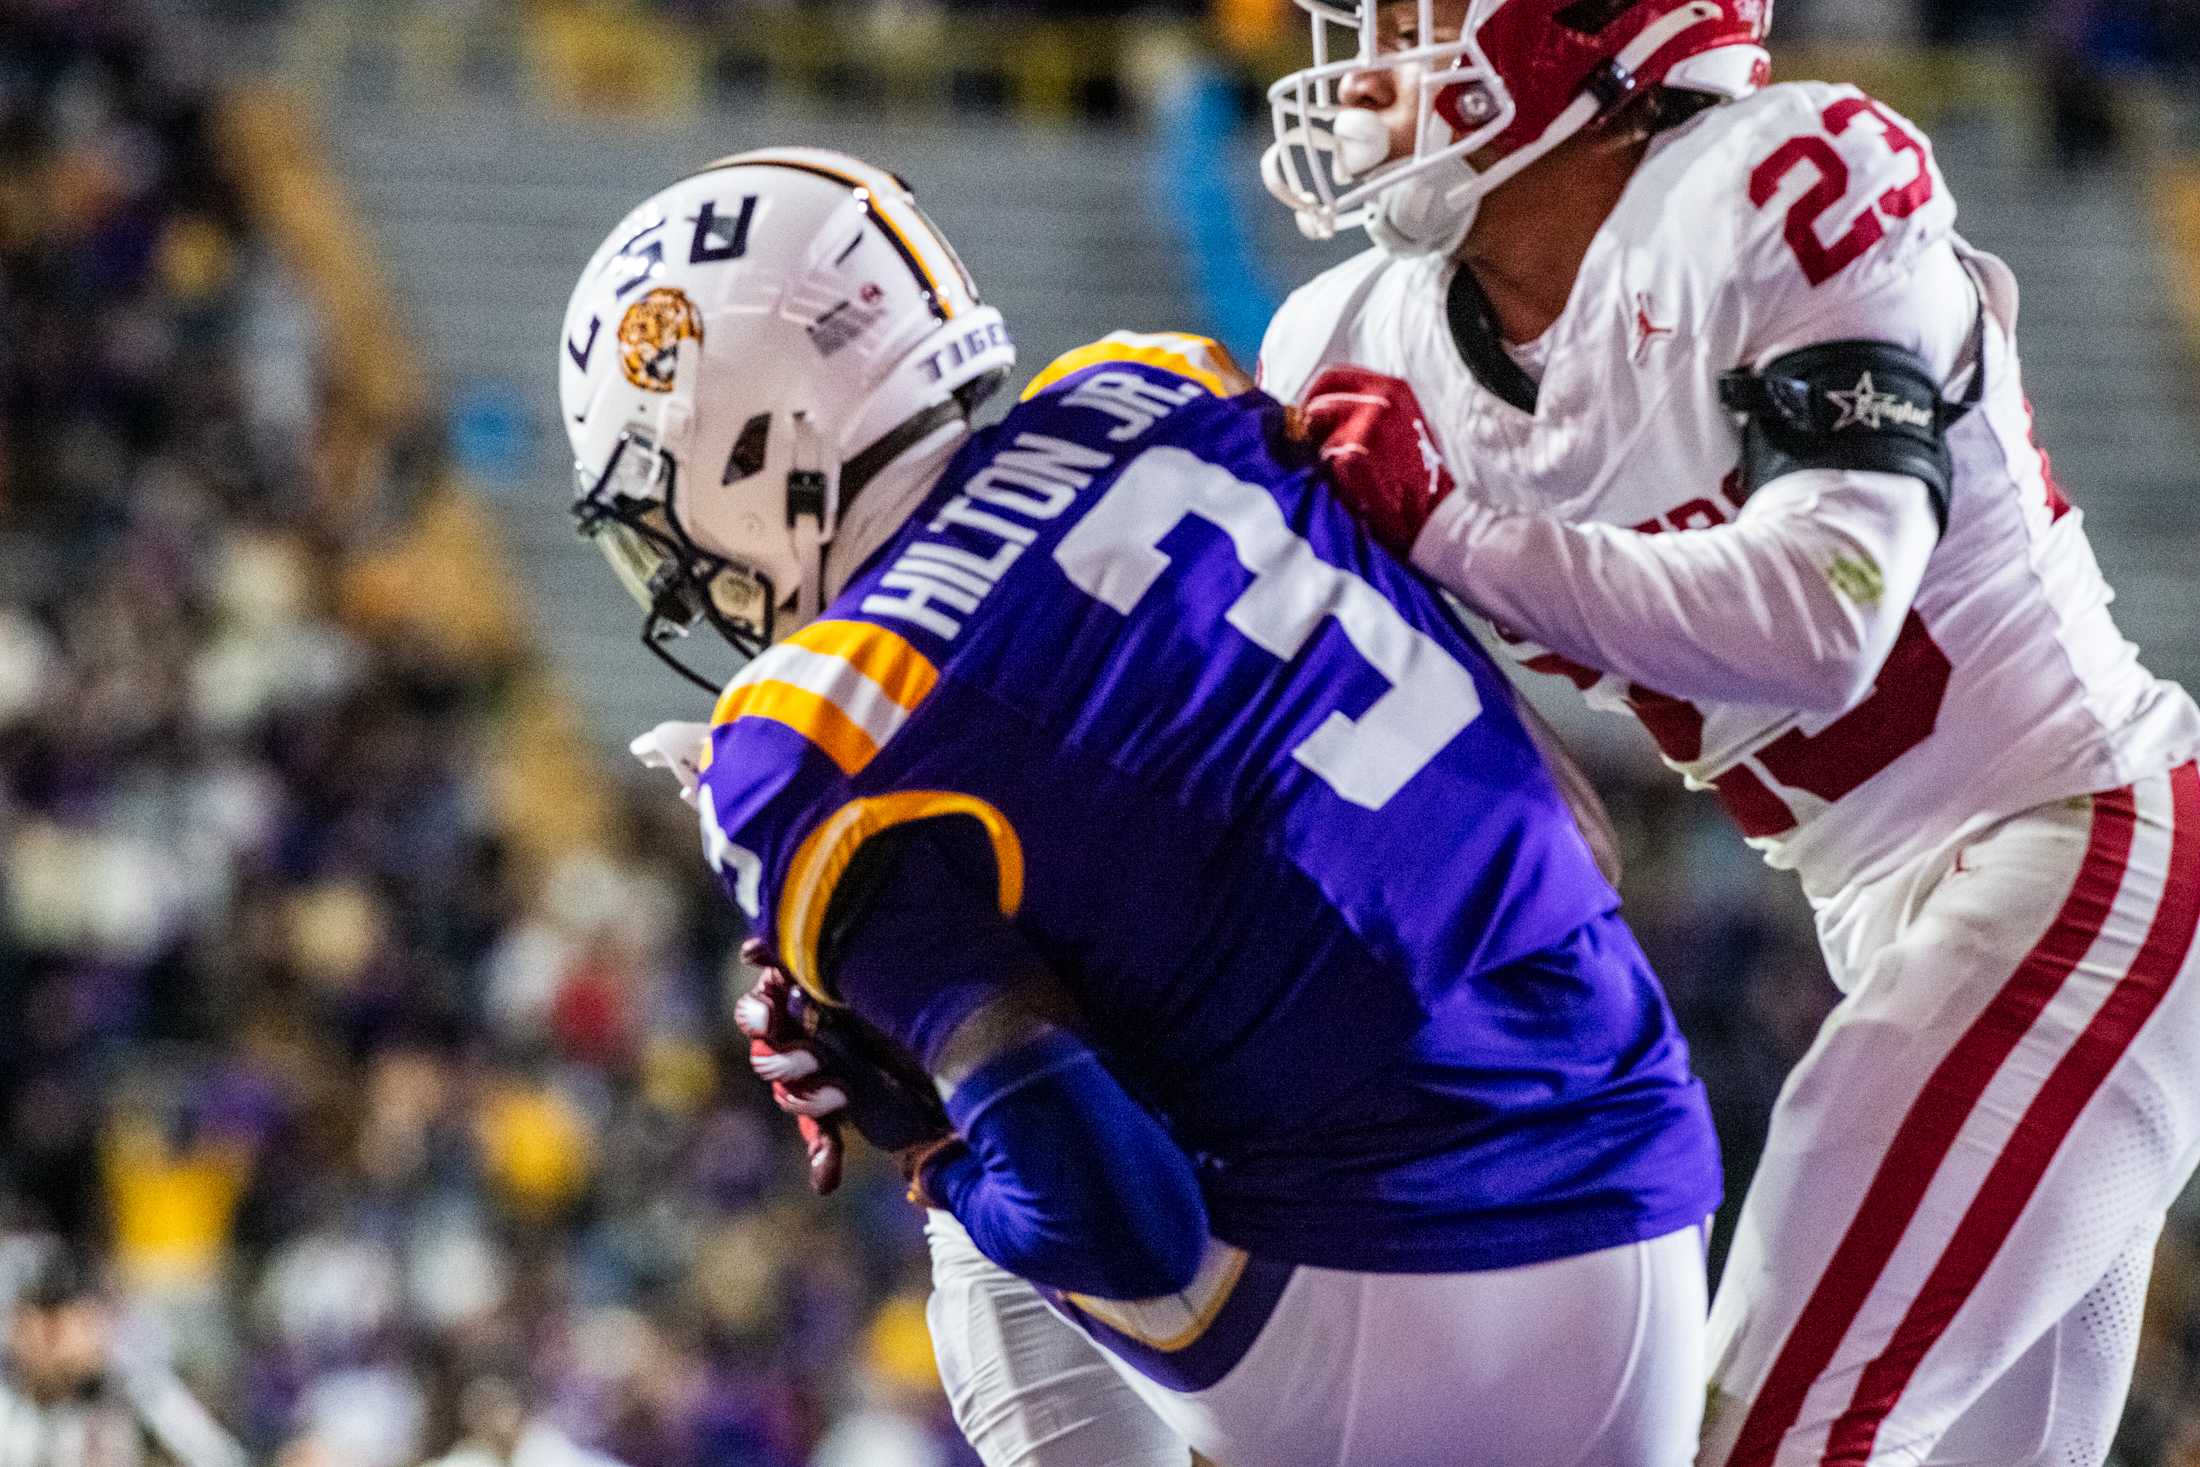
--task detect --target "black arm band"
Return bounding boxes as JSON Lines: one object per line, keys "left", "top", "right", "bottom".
{"left": 1719, "top": 339, "right": 1971, "bottom": 536}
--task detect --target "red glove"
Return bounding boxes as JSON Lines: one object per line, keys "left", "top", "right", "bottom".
{"left": 1298, "top": 365, "right": 1458, "bottom": 560}
{"left": 733, "top": 938, "right": 951, "bottom": 1197}
{"left": 735, "top": 946, "right": 847, "bottom": 1193}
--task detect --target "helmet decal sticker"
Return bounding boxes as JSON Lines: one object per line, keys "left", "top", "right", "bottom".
{"left": 738, "top": 158, "right": 952, "bottom": 322}
{"left": 618, "top": 287, "right": 704, "bottom": 393}
{"left": 567, "top": 316, "right": 601, "bottom": 375}
{"left": 808, "top": 287, "right": 888, "bottom": 358}
{"left": 687, "top": 195, "right": 759, "bottom": 265}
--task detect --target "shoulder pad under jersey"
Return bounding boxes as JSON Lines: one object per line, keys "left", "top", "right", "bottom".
{"left": 1022, "top": 330, "right": 1251, "bottom": 403}
{"left": 1614, "top": 84, "right": 1957, "bottom": 354}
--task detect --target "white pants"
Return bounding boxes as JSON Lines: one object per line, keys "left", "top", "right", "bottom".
{"left": 926, "top": 1210, "right": 1194, "bottom": 1467}
{"left": 926, "top": 1211, "right": 1708, "bottom": 1467}
{"left": 1704, "top": 766, "right": 2200, "bottom": 1467}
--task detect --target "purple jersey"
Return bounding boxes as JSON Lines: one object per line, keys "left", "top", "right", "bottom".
{"left": 697, "top": 337, "right": 1719, "bottom": 1276}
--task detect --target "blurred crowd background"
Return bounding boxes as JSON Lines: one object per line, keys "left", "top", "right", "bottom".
{"left": 2, "top": 1, "right": 2198, "bottom": 1466}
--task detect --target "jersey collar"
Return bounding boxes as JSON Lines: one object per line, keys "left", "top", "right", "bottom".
{"left": 1444, "top": 263, "right": 1542, "bottom": 416}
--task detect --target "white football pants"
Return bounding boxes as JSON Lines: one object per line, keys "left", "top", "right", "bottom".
{"left": 926, "top": 1209, "right": 1194, "bottom": 1467}
{"left": 1703, "top": 765, "right": 2200, "bottom": 1467}
{"left": 926, "top": 1210, "right": 1708, "bottom": 1467}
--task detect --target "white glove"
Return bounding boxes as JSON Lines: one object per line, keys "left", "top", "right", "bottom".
{"left": 629, "top": 720, "right": 711, "bottom": 808}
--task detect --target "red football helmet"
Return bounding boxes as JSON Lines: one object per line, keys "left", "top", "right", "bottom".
{"left": 1264, "top": 0, "right": 1773, "bottom": 255}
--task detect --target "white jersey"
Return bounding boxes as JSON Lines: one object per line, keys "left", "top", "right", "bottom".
{"left": 1260, "top": 81, "right": 2200, "bottom": 898}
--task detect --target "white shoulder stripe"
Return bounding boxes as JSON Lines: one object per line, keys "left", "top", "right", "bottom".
{"left": 731, "top": 643, "right": 915, "bottom": 750}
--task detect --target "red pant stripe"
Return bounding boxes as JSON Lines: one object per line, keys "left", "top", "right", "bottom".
{"left": 1724, "top": 786, "right": 2141, "bottom": 1467}
{"left": 1822, "top": 764, "right": 2200, "bottom": 1463}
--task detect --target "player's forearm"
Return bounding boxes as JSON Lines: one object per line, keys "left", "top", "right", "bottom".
{"left": 927, "top": 1027, "right": 1209, "bottom": 1301}
{"left": 1410, "top": 469, "right": 1938, "bottom": 712}
{"left": 819, "top": 821, "right": 1207, "bottom": 1298}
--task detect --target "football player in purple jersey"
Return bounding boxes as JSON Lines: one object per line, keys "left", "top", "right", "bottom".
{"left": 561, "top": 148, "right": 1719, "bottom": 1467}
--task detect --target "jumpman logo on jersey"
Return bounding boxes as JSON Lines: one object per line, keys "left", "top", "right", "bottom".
{"left": 1414, "top": 417, "right": 1447, "bottom": 498}
{"left": 1632, "top": 293, "right": 1676, "bottom": 365}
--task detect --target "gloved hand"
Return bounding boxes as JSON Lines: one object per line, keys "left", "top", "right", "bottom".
{"left": 630, "top": 721, "right": 712, "bottom": 808}
{"left": 737, "top": 952, "right": 849, "bottom": 1193}
{"left": 733, "top": 938, "right": 953, "bottom": 1196}
{"left": 1298, "top": 364, "right": 1459, "bottom": 560}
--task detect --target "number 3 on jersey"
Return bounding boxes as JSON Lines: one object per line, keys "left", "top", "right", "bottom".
{"left": 1751, "top": 97, "right": 1934, "bottom": 287}
{"left": 1055, "top": 446, "right": 1483, "bottom": 811}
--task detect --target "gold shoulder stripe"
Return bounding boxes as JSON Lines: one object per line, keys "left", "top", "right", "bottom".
{"left": 1021, "top": 331, "right": 1249, "bottom": 402}
{"left": 708, "top": 621, "right": 939, "bottom": 776}
{"left": 710, "top": 682, "right": 879, "bottom": 777}
{"left": 778, "top": 791, "right": 1025, "bottom": 1003}
{"left": 786, "top": 619, "right": 939, "bottom": 709}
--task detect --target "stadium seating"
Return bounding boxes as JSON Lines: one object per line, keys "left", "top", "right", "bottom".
{"left": 6, "top": 3, "right": 2200, "bottom": 1464}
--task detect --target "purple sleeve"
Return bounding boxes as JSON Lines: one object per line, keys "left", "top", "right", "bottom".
{"left": 928, "top": 1030, "right": 1208, "bottom": 1299}
{"left": 824, "top": 820, "right": 1209, "bottom": 1299}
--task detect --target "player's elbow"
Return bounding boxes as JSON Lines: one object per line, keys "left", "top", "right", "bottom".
{"left": 988, "top": 1182, "right": 1207, "bottom": 1300}
{"left": 1788, "top": 600, "right": 1914, "bottom": 713}
{"left": 945, "top": 1033, "right": 1213, "bottom": 1299}
{"left": 1829, "top": 649, "right": 1889, "bottom": 711}
{"left": 1760, "top": 585, "right": 1902, "bottom": 713}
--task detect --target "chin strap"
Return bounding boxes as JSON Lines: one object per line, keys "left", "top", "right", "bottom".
{"left": 793, "top": 513, "right": 827, "bottom": 626}
{"left": 842, "top": 398, "right": 965, "bottom": 507}
{"left": 788, "top": 411, "right": 831, "bottom": 628}
{"left": 811, "top": 396, "right": 970, "bottom": 612}
{"left": 784, "top": 397, "right": 972, "bottom": 631}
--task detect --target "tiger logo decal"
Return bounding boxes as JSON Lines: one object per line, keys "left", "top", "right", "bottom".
{"left": 618, "top": 287, "right": 704, "bottom": 393}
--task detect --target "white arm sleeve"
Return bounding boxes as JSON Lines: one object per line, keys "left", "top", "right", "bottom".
{"left": 1409, "top": 466, "right": 1941, "bottom": 713}
{"left": 1408, "top": 218, "right": 1983, "bottom": 715}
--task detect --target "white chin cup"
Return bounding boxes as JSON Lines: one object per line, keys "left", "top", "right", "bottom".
{"left": 1366, "top": 156, "right": 1479, "bottom": 258}
{"left": 1260, "top": 110, "right": 1397, "bottom": 240}
{"left": 1331, "top": 109, "right": 1395, "bottom": 182}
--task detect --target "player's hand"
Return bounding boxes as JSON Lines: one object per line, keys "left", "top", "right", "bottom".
{"left": 1298, "top": 365, "right": 1458, "bottom": 560}
{"left": 736, "top": 947, "right": 849, "bottom": 1193}
{"left": 733, "top": 939, "right": 953, "bottom": 1196}
{"left": 630, "top": 720, "right": 712, "bottom": 809}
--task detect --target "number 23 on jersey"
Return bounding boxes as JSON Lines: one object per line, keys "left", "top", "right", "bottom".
{"left": 1751, "top": 96, "right": 1934, "bottom": 288}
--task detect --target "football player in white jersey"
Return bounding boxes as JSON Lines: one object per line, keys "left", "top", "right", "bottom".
{"left": 1257, "top": 2, "right": 2200, "bottom": 1465}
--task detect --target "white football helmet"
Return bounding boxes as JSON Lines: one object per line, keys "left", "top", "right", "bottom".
{"left": 1263, "top": 0, "right": 1771, "bottom": 256}
{"left": 559, "top": 147, "right": 1015, "bottom": 689}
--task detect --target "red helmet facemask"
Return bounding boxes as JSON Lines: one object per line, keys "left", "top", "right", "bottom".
{"left": 1263, "top": 0, "right": 1773, "bottom": 256}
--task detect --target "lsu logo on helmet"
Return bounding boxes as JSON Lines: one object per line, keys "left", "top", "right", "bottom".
{"left": 619, "top": 286, "right": 704, "bottom": 393}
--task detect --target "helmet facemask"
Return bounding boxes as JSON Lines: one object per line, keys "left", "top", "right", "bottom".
{"left": 1264, "top": 0, "right": 1756, "bottom": 256}
{"left": 1265, "top": 0, "right": 1513, "bottom": 255}
{"left": 572, "top": 424, "right": 782, "bottom": 692}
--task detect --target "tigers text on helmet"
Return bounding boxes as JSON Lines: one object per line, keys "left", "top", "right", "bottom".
{"left": 558, "top": 148, "right": 1015, "bottom": 691}
{"left": 1263, "top": 0, "right": 1772, "bottom": 256}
